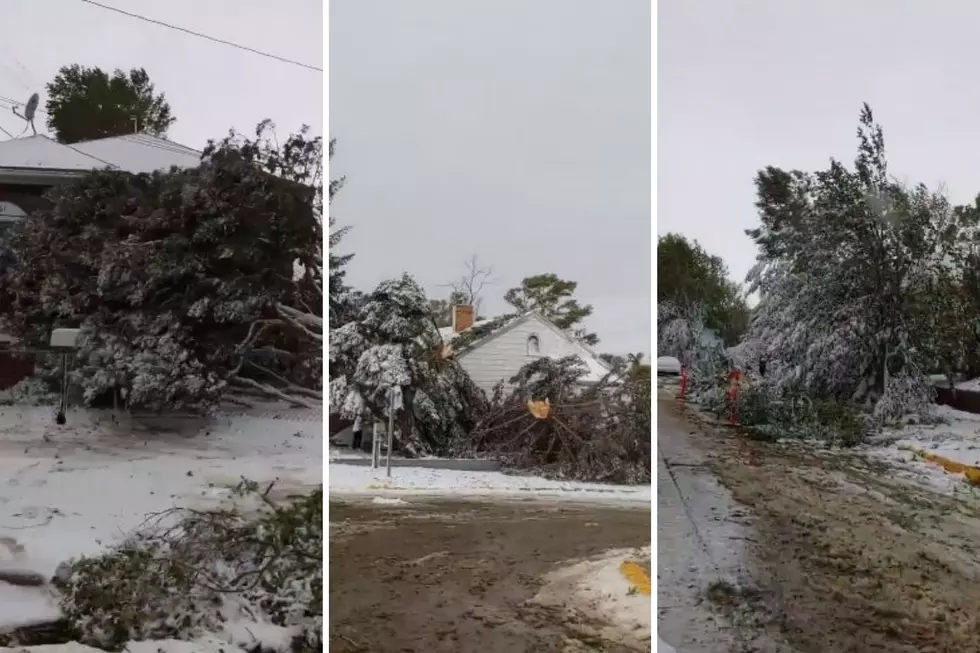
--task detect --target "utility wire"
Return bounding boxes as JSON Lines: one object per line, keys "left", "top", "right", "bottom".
{"left": 79, "top": 0, "right": 322, "bottom": 73}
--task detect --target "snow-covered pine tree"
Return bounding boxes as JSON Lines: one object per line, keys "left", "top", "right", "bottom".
{"left": 328, "top": 274, "right": 486, "bottom": 456}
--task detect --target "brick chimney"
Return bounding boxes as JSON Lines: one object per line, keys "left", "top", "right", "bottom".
{"left": 452, "top": 304, "right": 475, "bottom": 333}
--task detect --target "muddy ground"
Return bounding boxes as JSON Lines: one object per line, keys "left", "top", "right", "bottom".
{"left": 670, "top": 401, "right": 980, "bottom": 652}
{"left": 329, "top": 498, "right": 651, "bottom": 653}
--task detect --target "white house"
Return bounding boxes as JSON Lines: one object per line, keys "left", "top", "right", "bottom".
{"left": 439, "top": 305, "right": 614, "bottom": 396}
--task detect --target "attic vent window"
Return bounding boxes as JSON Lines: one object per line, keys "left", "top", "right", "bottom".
{"left": 527, "top": 334, "right": 540, "bottom": 356}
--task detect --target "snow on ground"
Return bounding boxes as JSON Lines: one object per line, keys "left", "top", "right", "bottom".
{"left": 865, "top": 405, "right": 980, "bottom": 495}
{"left": 0, "top": 404, "right": 322, "bottom": 635}
{"left": 532, "top": 546, "right": 651, "bottom": 650}
{"left": 329, "top": 462, "right": 652, "bottom": 505}
{"left": 0, "top": 638, "right": 235, "bottom": 652}
{"left": 956, "top": 377, "right": 980, "bottom": 392}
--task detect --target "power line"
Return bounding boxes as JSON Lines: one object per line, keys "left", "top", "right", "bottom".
{"left": 78, "top": 0, "right": 322, "bottom": 73}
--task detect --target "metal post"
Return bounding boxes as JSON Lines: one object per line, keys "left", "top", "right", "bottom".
{"left": 55, "top": 353, "right": 68, "bottom": 425}
{"left": 386, "top": 390, "right": 395, "bottom": 478}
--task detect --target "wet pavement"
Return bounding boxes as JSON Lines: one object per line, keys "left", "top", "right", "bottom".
{"left": 657, "top": 401, "right": 795, "bottom": 652}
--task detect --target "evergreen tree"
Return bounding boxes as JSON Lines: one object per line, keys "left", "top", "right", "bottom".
{"left": 657, "top": 233, "right": 749, "bottom": 345}
{"left": 328, "top": 139, "right": 356, "bottom": 330}
{"left": 503, "top": 273, "right": 598, "bottom": 345}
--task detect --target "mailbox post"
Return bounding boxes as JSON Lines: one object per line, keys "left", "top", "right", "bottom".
{"left": 49, "top": 328, "right": 80, "bottom": 425}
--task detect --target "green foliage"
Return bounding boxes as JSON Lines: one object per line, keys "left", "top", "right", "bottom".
{"left": 0, "top": 121, "right": 322, "bottom": 410}
{"left": 657, "top": 233, "right": 749, "bottom": 346}
{"left": 428, "top": 290, "right": 467, "bottom": 328}
{"left": 503, "top": 273, "right": 598, "bottom": 345}
{"left": 45, "top": 65, "right": 175, "bottom": 144}
{"left": 711, "top": 382, "right": 875, "bottom": 447}
{"left": 55, "top": 483, "right": 323, "bottom": 652}
{"left": 329, "top": 139, "right": 357, "bottom": 330}
{"left": 745, "top": 103, "right": 973, "bottom": 404}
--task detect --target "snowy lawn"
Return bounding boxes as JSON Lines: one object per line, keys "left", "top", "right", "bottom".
{"left": 329, "top": 461, "right": 651, "bottom": 504}
{"left": 0, "top": 405, "right": 322, "bottom": 637}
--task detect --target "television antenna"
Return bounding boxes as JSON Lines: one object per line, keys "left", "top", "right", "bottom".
{"left": 11, "top": 92, "right": 38, "bottom": 136}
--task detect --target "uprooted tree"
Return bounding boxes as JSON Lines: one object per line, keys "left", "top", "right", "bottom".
{"left": 329, "top": 274, "right": 487, "bottom": 456}
{"left": 0, "top": 120, "right": 323, "bottom": 412}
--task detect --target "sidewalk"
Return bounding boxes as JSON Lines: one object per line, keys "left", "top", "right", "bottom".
{"left": 657, "top": 403, "right": 793, "bottom": 652}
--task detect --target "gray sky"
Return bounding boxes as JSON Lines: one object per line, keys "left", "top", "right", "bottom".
{"left": 0, "top": 0, "right": 321, "bottom": 149}
{"left": 661, "top": 1, "right": 980, "bottom": 289}
{"left": 330, "top": 0, "right": 651, "bottom": 356}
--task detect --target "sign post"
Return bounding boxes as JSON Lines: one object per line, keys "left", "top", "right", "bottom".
{"left": 371, "top": 420, "right": 382, "bottom": 469}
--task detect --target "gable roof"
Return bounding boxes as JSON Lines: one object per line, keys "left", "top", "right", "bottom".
{"left": 0, "top": 133, "right": 201, "bottom": 183}
{"left": 443, "top": 311, "right": 614, "bottom": 382}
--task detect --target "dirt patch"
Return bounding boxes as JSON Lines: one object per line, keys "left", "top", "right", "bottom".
{"left": 329, "top": 498, "right": 651, "bottom": 652}
{"left": 671, "top": 402, "right": 980, "bottom": 652}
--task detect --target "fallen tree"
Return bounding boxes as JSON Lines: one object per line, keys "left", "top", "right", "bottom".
{"left": 0, "top": 121, "right": 323, "bottom": 412}
{"left": 460, "top": 356, "right": 650, "bottom": 484}
{"left": 53, "top": 482, "right": 322, "bottom": 653}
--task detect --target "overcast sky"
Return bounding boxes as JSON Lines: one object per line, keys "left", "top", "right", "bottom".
{"left": 330, "top": 0, "right": 651, "bottom": 356}
{"left": 0, "top": 0, "right": 321, "bottom": 148}
{"left": 661, "top": 1, "right": 980, "bottom": 288}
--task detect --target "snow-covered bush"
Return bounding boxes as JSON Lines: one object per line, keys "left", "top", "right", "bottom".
{"left": 6, "top": 375, "right": 59, "bottom": 406}
{"left": 0, "top": 122, "right": 323, "bottom": 412}
{"left": 55, "top": 482, "right": 322, "bottom": 652}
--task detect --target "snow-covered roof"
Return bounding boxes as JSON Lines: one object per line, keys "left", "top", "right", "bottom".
{"left": 70, "top": 134, "right": 201, "bottom": 174}
{"left": 0, "top": 135, "right": 108, "bottom": 171}
{"left": 0, "top": 133, "right": 201, "bottom": 177}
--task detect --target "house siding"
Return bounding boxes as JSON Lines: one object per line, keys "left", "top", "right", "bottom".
{"left": 459, "top": 316, "right": 598, "bottom": 396}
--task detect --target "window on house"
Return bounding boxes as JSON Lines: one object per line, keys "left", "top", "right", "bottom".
{"left": 0, "top": 202, "right": 26, "bottom": 241}
{"left": 527, "top": 334, "right": 540, "bottom": 356}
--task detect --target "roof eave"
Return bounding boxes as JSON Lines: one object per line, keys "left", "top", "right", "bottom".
{"left": 0, "top": 167, "right": 91, "bottom": 185}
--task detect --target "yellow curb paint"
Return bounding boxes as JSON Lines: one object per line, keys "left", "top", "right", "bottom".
{"left": 900, "top": 446, "right": 980, "bottom": 487}
{"left": 619, "top": 561, "right": 651, "bottom": 596}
